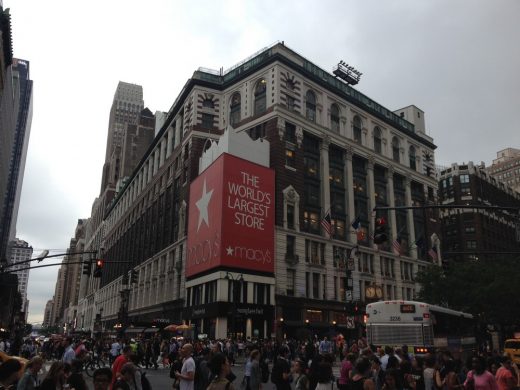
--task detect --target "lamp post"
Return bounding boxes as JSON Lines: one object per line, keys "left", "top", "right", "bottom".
{"left": 224, "top": 272, "right": 244, "bottom": 339}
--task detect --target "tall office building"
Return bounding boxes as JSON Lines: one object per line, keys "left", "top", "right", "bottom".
{"left": 0, "top": 6, "right": 16, "bottom": 263}
{"left": 9, "top": 239, "right": 33, "bottom": 321}
{"left": 101, "top": 82, "right": 144, "bottom": 192}
{"left": 0, "top": 59, "right": 33, "bottom": 257}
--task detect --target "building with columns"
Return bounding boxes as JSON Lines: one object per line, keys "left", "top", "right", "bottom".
{"left": 77, "top": 42, "right": 440, "bottom": 339}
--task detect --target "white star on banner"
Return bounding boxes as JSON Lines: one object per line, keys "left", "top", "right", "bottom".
{"left": 226, "top": 246, "right": 234, "bottom": 256}
{"left": 196, "top": 179, "right": 214, "bottom": 232}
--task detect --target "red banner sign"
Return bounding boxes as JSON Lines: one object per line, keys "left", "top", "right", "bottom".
{"left": 186, "top": 153, "right": 275, "bottom": 277}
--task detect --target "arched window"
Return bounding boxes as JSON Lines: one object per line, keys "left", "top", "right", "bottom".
{"left": 229, "top": 92, "right": 241, "bottom": 128}
{"left": 202, "top": 98, "right": 214, "bottom": 109}
{"left": 306, "top": 90, "right": 316, "bottom": 122}
{"left": 409, "top": 146, "right": 417, "bottom": 170}
{"left": 353, "top": 116, "right": 362, "bottom": 144}
{"left": 254, "top": 79, "right": 267, "bottom": 115}
{"left": 330, "top": 104, "right": 340, "bottom": 133}
{"left": 392, "top": 137, "right": 400, "bottom": 163}
{"left": 373, "top": 127, "right": 382, "bottom": 154}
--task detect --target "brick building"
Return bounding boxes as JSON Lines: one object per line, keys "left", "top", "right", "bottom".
{"left": 78, "top": 43, "right": 440, "bottom": 339}
{"left": 439, "top": 161, "right": 520, "bottom": 263}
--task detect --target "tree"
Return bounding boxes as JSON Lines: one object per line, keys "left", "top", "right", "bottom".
{"left": 415, "top": 257, "right": 520, "bottom": 332}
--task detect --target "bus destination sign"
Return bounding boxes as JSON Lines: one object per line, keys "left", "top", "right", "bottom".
{"left": 400, "top": 304, "right": 416, "bottom": 313}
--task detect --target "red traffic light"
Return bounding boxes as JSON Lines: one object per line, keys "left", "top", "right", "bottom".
{"left": 376, "top": 217, "right": 386, "bottom": 226}
{"left": 96, "top": 259, "right": 104, "bottom": 268}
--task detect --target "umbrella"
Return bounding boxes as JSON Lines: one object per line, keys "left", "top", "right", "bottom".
{"left": 163, "top": 324, "right": 178, "bottom": 332}
{"left": 176, "top": 324, "right": 190, "bottom": 331}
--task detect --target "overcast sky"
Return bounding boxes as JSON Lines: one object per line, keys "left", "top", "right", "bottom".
{"left": 9, "top": 0, "right": 519, "bottom": 324}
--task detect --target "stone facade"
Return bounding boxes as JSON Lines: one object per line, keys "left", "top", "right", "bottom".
{"left": 76, "top": 43, "right": 440, "bottom": 337}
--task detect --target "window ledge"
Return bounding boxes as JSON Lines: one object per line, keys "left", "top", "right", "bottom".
{"left": 285, "top": 165, "right": 297, "bottom": 172}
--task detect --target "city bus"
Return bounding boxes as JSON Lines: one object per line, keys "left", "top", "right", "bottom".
{"left": 366, "top": 300, "right": 476, "bottom": 357}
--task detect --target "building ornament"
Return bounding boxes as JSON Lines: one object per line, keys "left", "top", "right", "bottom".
{"left": 277, "top": 117, "right": 286, "bottom": 141}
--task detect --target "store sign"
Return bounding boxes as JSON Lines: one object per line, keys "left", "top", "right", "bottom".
{"left": 186, "top": 153, "right": 275, "bottom": 277}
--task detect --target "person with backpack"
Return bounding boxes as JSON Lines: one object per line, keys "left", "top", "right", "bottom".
{"left": 271, "top": 347, "right": 291, "bottom": 390}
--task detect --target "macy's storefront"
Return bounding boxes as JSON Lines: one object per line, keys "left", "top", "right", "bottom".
{"left": 183, "top": 148, "right": 276, "bottom": 340}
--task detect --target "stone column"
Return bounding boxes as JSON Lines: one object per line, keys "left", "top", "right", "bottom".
{"left": 345, "top": 147, "right": 356, "bottom": 244}
{"left": 166, "top": 127, "right": 174, "bottom": 158}
{"left": 367, "top": 156, "right": 376, "bottom": 247}
{"left": 387, "top": 166, "right": 397, "bottom": 241}
{"left": 320, "top": 136, "right": 331, "bottom": 222}
{"left": 405, "top": 175, "right": 417, "bottom": 258}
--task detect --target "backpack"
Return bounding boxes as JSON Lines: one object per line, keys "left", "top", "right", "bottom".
{"left": 141, "top": 372, "right": 152, "bottom": 390}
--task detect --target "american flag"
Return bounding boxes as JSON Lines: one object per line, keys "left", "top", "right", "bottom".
{"left": 392, "top": 238, "right": 402, "bottom": 255}
{"left": 351, "top": 217, "right": 361, "bottom": 231}
{"left": 428, "top": 247, "right": 438, "bottom": 261}
{"left": 321, "top": 209, "right": 333, "bottom": 236}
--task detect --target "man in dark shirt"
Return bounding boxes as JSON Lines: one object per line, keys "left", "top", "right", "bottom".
{"left": 272, "top": 347, "right": 291, "bottom": 390}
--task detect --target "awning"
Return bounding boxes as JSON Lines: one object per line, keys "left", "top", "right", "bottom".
{"left": 124, "top": 327, "right": 159, "bottom": 334}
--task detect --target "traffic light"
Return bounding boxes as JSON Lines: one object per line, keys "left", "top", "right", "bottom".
{"left": 93, "top": 259, "right": 104, "bottom": 278}
{"left": 130, "top": 269, "right": 138, "bottom": 284}
{"left": 373, "top": 217, "right": 388, "bottom": 245}
{"left": 82, "top": 260, "right": 91, "bottom": 276}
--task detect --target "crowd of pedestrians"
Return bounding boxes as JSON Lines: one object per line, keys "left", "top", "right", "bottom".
{"left": 1, "top": 334, "right": 520, "bottom": 390}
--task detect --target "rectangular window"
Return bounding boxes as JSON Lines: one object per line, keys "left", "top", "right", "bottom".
{"left": 305, "top": 272, "right": 310, "bottom": 297}
{"left": 285, "top": 122, "right": 296, "bottom": 143}
{"left": 201, "top": 113, "right": 214, "bottom": 129}
{"left": 287, "top": 269, "right": 295, "bottom": 296}
{"left": 312, "top": 273, "right": 320, "bottom": 299}
{"left": 334, "top": 276, "right": 338, "bottom": 300}
{"left": 287, "top": 204, "right": 295, "bottom": 229}
{"left": 304, "top": 156, "right": 319, "bottom": 178}
{"left": 286, "top": 95, "right": 296, "bottom": 111}
{"left": 286, "top": 235, "right": 295, "bottom": 256}
{"left": 466, "top": 240, "right": 477, "bottom": 249}
{"left": 285, "top": 147, "right": 296, "bottom": 168}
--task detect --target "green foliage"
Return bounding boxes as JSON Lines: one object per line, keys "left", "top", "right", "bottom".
{"left": 415, "top": 257, "right": 520, "bottom": 326}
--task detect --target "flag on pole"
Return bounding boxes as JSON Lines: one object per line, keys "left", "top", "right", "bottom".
{"left": 321, "top": 208, "right": 333, "bottom": 236}
{"left": 351, "top": 217, "right": 361, "bottom": 231}
{"left": 428, "top": 246, "right": 438, "bottom": 261}
{"left": 392, "top": 237, "right": 402, "bottom": 255}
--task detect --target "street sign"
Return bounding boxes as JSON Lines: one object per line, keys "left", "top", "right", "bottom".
{"left": 346, "top": 316, "right": 355, "bottom": 329}
{"left": 346, "top": 290, "right": 353, "bottom": 302}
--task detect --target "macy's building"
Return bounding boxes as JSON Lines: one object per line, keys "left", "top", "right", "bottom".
{"left": 81, "top": 42, "right": 439, "bottom": 340}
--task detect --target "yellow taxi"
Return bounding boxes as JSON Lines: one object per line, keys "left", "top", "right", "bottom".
{"left": 504, "top": 338, "right": 520, "bottom": 364}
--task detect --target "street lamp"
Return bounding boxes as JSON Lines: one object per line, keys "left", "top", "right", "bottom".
{"left": 224, "top": 272, "right": 244, "bottom": 339}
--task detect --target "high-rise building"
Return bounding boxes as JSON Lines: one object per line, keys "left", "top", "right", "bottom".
{"left": 47, "top": 219, "right": 87, "bottom": 328}
{"left": 101, "top": 82, "right": 144, "bottom": 192}
{"left": 42, "top": 299, "right": 54, "bottom": 328}
{"left": 438, "top": 161, "right": 520, "bottom": 263}
{"left": 75, "top": 83, "right": 157, "bottom": 332}
{"left": 77, "top": 43, "right": 440, "bottom": 338}
{"left": 0, "top": 6, "right": 16, "bottom": 263}
{"left": 0, "top": 59, "right": 33, "bottom": 259}
{"left": 485, "top": 148, "right": 520, "bottom": 193}
{"left": 9, "top": 238, "right": 33, "bottom": 321}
